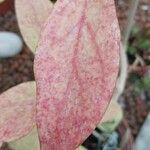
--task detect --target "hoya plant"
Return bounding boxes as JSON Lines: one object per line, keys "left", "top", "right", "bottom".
{"left": 0, "top": 0, "right": 122, "bottom": 149}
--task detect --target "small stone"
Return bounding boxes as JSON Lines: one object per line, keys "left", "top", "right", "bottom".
{"left": 0, "top": 32, "right": 23, "bottom": 58}
{"left": 102, "top": 132, "right": 119, "bottom": 150}
{"left": 135, "top": 114, "right": 150, "bottom": 150}
{"left": 141, "top": 5, "right": 149, "bottom": 11}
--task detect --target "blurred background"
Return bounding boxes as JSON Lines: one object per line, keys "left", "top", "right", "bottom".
{"left": 0, "top": 0, "right": 149, "bottom": 150}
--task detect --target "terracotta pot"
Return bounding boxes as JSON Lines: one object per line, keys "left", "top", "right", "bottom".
{"left": 0, "top": 0, "right": 14, "bottom": 15}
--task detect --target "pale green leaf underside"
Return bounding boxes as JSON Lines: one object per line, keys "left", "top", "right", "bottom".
{"left": 9, "top": 128, "right": 87, "bottom": 150}
{"left": 15, "top": 0, "right": 53, "bottom": 53}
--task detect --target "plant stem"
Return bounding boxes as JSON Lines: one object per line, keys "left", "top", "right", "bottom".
{"left": 123, "top": 0, "right": 141, "bottom": 47}
{"left": 114, "top": 0, "right": 141, "bottom": 102}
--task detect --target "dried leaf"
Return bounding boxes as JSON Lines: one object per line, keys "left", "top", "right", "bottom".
{"left": 34, "top": 0, "right": 120, "bottom": 149}
{"left": 0, "top": 82, "right": 36, "bottom": 144}
{"left": 15, "top": 0, "right": 53, "bottom": 52}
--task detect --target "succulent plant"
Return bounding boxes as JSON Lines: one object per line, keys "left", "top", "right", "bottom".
{"left": 0, "top": 0, "right": 121, "bottom": 149}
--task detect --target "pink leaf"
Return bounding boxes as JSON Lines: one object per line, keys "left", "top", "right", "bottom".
{"left": 0, "top": 82, "right": 36, "bottom": 144}
{"left": 34, "top": 0, "right": 120, "bottom": 149}
{"left": 15, "top": 0, "right": 53, "bottom": 52}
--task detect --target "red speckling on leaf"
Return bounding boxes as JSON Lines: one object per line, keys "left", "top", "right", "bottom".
{"left": 0, "top": 82, "right": 36, "bottom": 145}
{"left": 34, "top": 0, "right": 120, "bottom": 149}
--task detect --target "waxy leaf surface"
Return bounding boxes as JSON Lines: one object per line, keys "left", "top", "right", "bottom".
{"left": 34, "top": 0, "right": 120, "bottom": 149}
{"left": 15, "top": 0, "right": 53, "bottom": 52}
{"left": 0, "top": 82, "right": 36, "bottom": 144}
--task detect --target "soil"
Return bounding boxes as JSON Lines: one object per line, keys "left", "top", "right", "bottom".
{"left": 0, "top": 0, "right": 150, "bottom": 149}
{"left": 116, "top": 0, "right": 150, "bottom": 140}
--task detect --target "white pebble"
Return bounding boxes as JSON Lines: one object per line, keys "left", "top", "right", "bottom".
{"left": 135, "top": 114, "right": 150, "bottom": 150}
{"left": 0, "top": 32, "right": 23, "bottom": 58}
{"left": 141, "top": 5, "right": 149, "bottom": 11}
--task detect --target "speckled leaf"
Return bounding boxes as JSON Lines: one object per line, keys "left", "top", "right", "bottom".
{"left": 34, "top": 0, "right": 120, "bottom": 149}
{"left": 15, "top": 0, "right": 53, "bottom": 53}
{"left": 0, "top": 82, "right": 36, "bottom": 144}
{"left": 9, "top": 127, "right": 87, "bottom": 150}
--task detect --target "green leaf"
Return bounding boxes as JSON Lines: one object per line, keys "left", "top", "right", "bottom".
{"left": 127, "top": 46, "right": 137, "bottom": 55}
{"left": 139, "top": 40, "right": 150, "bottom": 49}
{"left": 134, "top": 77, "right": 150, "bottom": 95}
{"left": 9, "top": 127, "right": 40, "bottom": 150}
{"left": 98, "top": 111, "right": 123, "bottom": 133}
{"left": 142, "top": 77, "right": 150, "bottom": 89}
{"left": 77, "top": 145, "right": 87, "bottom": 150}
{"left": 131, "top": 26, "right": 140, "bottom": 37}
{"left": 97, "top": 100, "right": 123, "bottom": 133}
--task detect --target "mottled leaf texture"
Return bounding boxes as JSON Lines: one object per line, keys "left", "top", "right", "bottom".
{"left": 15, "top": 0, "right": 53, "bottom": 53}
{"left": 0, "top": 82, "right": 36, "bottom": 144}
{"left": 9, "top": 127, "right": 87, "bottom": 150}
{"left": 34, "top": 0, "right": 120, "bottom": 149}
